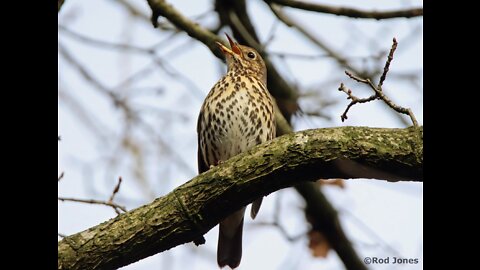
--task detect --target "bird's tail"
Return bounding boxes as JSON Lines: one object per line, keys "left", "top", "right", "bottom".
{"left": 217, "top": 209, "right": 245, "bottom": 269}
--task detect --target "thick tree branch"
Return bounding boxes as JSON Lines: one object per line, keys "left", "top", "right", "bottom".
{"left": 146, "top": 0, "right": 225, "bottom": 59}
{"left": 267, "top": 0, "right": 423, "bottom": 20}
{"left": 58, "top": 126, "right": 423, "bottom": 270}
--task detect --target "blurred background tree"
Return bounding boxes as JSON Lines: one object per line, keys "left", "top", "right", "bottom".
{"left": 58, "top": 0, "right": 423, "bottom": 269}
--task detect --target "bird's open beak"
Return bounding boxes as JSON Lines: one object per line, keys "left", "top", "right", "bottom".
{"left": 216, "top": 33, "right": 241, "bottom": 56}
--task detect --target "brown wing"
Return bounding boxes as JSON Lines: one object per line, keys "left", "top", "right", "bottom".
{"left": 197, "top": 110, "right": 209, "bottom": 174}
{"left": 251, "top": 92, "right": 277, "bottom": 219}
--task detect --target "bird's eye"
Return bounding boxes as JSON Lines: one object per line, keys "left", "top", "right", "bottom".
{"left": 247, "top": 52, "right": 256, "bottom": 59}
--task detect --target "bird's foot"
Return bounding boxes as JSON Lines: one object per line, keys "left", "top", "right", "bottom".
{"left": 209, "top": 160, "right": 224, "bottom": 169}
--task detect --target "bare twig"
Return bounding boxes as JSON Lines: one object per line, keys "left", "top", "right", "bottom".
{"left": 108, "top": 177, "right": 123, "bottom": 202}
{"left": 58, "top": 172, "right": 65, "bottom": 182}
{"left": 338, "top": 83, "right": 377, "bottom": 122}
{"left": 227, "top": 11, "right": 263, "bottom": 50}
{"left": 338, "top": 38, "right": 418, "bottom": 127}
{"left": 58, "top": 43, "right": 130, "bottom": 113}
{"left": 60, "top": 34, "right": 199, "bottom": 194}
{"left": 114, "top": 0, "right": 177, "bottom": 31}
{"left": 136, "top": 117, "right": 196, "bottom": 176}
{"left": 250, "top": 193, "right": 306, "bottom": 242}
{"left": 58, "top": 0, "right": 65, "bottom": 12}
{"left": 59, "top": 41, "right": 150, "bottom": 144}
{"left": 267, "top": 0, "right": 423, "bottom": 20}
{"left": 58, "top": 86, "right": 111, "bottom": 141}
{"left": 269, "top": 51, "right": 330, "bottom": 60}
{"left": 301, "top": 110, "right": 332, "bottom": 121}
{"left": 268, "top": 4, "right": 362, "bottom": 76}
{"left": 58, "top": 197, "right": 127, "bottom": 213}
{"left": 59, "top": 25, "right": 152, "bottom": 53}
{"left": 268, "top": 4, "right": 418, "bottom": 126}
{"left": 59, "top": 26, "right": 205, "bottom": 100}
{"left": 378, "top": 38, "right": 398, "bottom": 89}
{"left": 263, "top": 20, "right": 280, "bottom": 47}
{"left": 107, "top": 177, "right": 124, "bottom": 214}
{"left": 270, "top": 51, "right": 389, "bottom": 62}
{"left": 338, "top": 207, "right": 404, "bottom": 258}
{"left": 254, "top": 221, "right": 306, "bottom": 242}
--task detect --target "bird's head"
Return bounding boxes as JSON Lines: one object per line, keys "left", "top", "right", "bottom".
{"left": 216, "top": 34, "right": 267, "bottom": 84}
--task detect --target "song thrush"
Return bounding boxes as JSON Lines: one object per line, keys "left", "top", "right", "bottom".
{"left": 197, "top": 34, "right": 276, "bottom": 268}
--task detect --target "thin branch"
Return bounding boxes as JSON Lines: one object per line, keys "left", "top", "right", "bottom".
{"left": 59, "top": 26, "right": 205, "bottom": 100}
{"left": 58, "top": 172, "right": 65, "bottom": 182}
{"left": 227, "top": 11, "right": 263, "bottom": 50}
{"left": 267, "top": 0, "right": 423, "bottom": 20}
{"left": 338, "top": 83, "right": 377, "bottom": 122}
{"left": 301, "top": 110, "right": 332, "bottom": 121}
{"left": 59, "top": 175, "right": 129, "bottom": 213}
{"left": 269, "top": 51, "right": 330, "bottom": 60}
{"left": 270, "top": 51, "right": 393, "bottom": 63}
{"left": 107, "top": 177, "right": 124, "bottom": 214}
{"left": 254, "top": 221, "right": 306, "bottom": 242}
{"left": 251, "top": 193, "right": 306, "bottom": 242}
{"left": 136, "top": 116, "right": 197, "bottom": 176}
{"left": 112, "top": 61, "right": 158, "bottom": 91}
{"left": 58, "top": 197, "right": 127, "bottom": 213}
{"left": 114, "top": 0, "right": 177, "bottom": 31}
{"left": 58, "top": 43, "right": 129, "bottom": 111}
{"left": 268, "top": 4, "right": 365, "bottom": 77}
{"left": 58, "top": 0, "right": 65, "bottom": 12}
{"left": 345, "top": 72, "right": 419, "bottom": 127}
{"left": 268, "top": 3, "right": 418, "bottom": 127}
{"left": 147, "top": 0, "right": 224, "bottom": 58}
{"left": 59, "top": 25, "right": 154, "bottom": 54}
{"left": 338, "top": 207, "right": 404, "bottom": 258}
{"left": 339, "top": 38, "right": 419, "bottom": 127}
{"left": 108, "top": 177, "right": 123, "bottom": 203}
{"left": 263, "top": 20, "right": 280, "bottom": 47}
{"left": 378, "top": 38, "right": 398, "bottom": 89}
{"left": 58, "top": 86, "right": 111, "bottom": 141}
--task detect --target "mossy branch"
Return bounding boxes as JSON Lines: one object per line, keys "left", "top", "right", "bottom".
{"left": 58, "top": 126, "right": 423, "bottom": 270}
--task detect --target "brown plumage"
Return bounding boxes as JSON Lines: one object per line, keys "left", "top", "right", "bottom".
{"left": 197, "top": 34, "right": 276, "bottom": 269}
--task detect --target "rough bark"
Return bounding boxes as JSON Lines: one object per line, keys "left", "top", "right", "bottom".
{"left": 58, "top": 126, "right": 423, "bottom": 270}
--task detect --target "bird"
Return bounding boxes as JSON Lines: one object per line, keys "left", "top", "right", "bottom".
{"left": 197, "top": 34, "right": 276, "bottom": 269}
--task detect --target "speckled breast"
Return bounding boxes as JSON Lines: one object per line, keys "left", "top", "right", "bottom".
{"left": 199, "top": 73, "right": 275, "bottom": 166}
